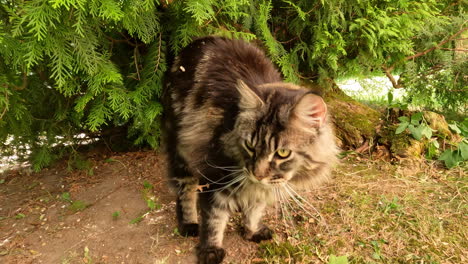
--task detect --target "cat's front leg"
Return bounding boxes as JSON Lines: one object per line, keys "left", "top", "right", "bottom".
{"left": 242, "top": 201, "right": 273, "bottom": 243}
{"left": 197, "top": 193, "right": 230, "bottom": 264}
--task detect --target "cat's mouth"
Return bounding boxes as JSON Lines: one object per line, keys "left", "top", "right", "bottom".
{"left": 246, "top": 171, "right": 287, "bottom": 186}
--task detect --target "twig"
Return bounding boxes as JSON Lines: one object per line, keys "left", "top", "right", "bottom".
{"left": 440, "top": 48, "right": 468, "bottom": 52}
{"left": 382, "top": 65, "right": 402, "bottom": 88}
{"left": 383, "top": 26, "right": 468, "bottom": 88}
{"left": 104, "top": 34, "right": 140, "bottom": 47}
{"left": 13, "top": 72, "right": 28, "bottom": 91}
{"left": 405, "top": 27, "right": 467, "bottom": 61}
{"left": 202, "top": 7, "right": 223, "bottom": 27}
{"left": 0, "top": 89, "right": 9, "bottom": 120}
{"left": 134, "top": 47, "right": 141, "bottom": 81}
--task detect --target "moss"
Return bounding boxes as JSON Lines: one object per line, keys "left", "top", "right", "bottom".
{"left": 327, "top": 97, "right": 380, "bottom": 148}
{"left": 258, "top": 241, "right": 312, "bottom": 263}
{"left": 379, "top": 124, "right": 424, "bottom": 158}
{"left": 423, "top": 111, "right": 452, "bottom": 138}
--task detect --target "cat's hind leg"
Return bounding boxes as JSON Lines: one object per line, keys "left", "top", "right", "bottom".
{"left": 168, "top": 151, "right": 199, "bottom": 237}
{"left": 175, "top": 177, "right": 199, "bottom": 237}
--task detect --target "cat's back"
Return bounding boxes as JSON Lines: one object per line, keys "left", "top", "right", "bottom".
{"left": 167, "top": 36, "right": 282, "bottom": 102}
{"left": 164, "top": 36, "right": 282, "bottom": 169}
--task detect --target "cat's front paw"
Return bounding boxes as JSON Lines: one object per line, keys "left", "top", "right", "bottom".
{"left": 244, "top": 226, "right": 274, "bottom": 243}
{"left": 197, "top": 246, "right": 225, "bottom": 264}
{"left": 180, "top": 223, "right": 199, "bottom": 237}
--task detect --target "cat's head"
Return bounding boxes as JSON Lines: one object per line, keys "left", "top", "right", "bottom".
{"left": 227, "top": 80, "right": 336, "bottom": 187}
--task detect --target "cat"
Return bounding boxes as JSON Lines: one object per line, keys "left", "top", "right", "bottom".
{"left": 162, "top": 36, "right": 338, "bottom": 264}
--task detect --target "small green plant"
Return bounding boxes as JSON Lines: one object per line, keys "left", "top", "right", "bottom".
{"left": 438, "top": 120, "right": 468, "bottom": 168}
{"left": 396, "top": 114, "right": 467, "bottom": 168}
{"left": 15, "top": 213, "right": 26, "bottom": 219}
{"left": 379, "top": 196, "right": 402, "bottom": 215}
{"left": 83, "top": 246, "right": 92, "bottom": 264}
{"left": 69, "top": 201, "right": 88, "bottom": 212}
{"left": 328, "top": 255, "right": 349, "bottom": 264}
{"left": 395, "top": 112, "right": 432, "bottom": 140}
{"left": 112, "top": 211, "right": 121, "bottom": 220}
{"left": 370, "top": 240, "right": 386, "bottom": 260}
{"left": 130, "top": 181, "right": 162, "bottom": 225}
{"left": 129, "top": 215, "right": 145, "bottom": 225}
{"left": 61, "top": 192, "right": 88, "bottom": 212}
{"left": 61, "top": 192, "right": 72, "bottom": 203}
{"left": 173, "top": 227, "right": 180, "bottom": 236}
{"left": 258, "top": 241, "right": 313, "bottom": 262}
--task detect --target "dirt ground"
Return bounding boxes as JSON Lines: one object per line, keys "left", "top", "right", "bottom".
{"left": 1, "top": 148, "right": 466, "bottom": 264}
{"left": 0, "top": 148, "right": 279, "bottom": 264}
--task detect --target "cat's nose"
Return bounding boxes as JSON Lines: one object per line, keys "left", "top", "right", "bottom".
{"left": 271, "top": 174, "right": 282, "bottom": 180}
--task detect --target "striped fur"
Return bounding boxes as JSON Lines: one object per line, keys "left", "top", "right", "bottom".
{"left": 163, "top": 36, "right": 338, "bottom": 264}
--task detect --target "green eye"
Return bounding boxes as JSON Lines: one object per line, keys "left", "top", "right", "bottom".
{"left": 276, "top": 149, "right": 291, "bottom": 158}
{"left": 245, "top": 140, "right": 255, "bottom": 152}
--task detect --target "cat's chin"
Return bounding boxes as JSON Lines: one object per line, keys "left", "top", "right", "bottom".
{"left": 245, "top": 172, "right": 289, "bottom": 187}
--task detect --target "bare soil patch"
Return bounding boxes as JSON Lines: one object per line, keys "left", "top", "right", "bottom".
{"left": 1, "top": 149, "right": 466, "bottom": 264}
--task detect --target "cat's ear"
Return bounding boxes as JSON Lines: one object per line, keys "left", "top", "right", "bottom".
{"left": 236, "top": 80, "right": 264, "bottom": 109}
{"left": 293, "top": 93, "right": 327, "bottom": 128}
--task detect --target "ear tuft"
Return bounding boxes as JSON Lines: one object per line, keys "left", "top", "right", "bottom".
{"left": 293, "top": 93, "right": 327, "bottom": 128}
{"left": 236, "top": 80, "right": 264, "bottom": 109}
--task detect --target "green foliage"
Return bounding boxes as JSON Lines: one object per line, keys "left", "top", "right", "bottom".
{"left": 396, "top": 113, "right": 467, "bottom": 168}
{"left": 328, "top": 255, "right": 348, "bottom": 264}
{"left": 61, "top": 191, "right": 88, "bottom": 212}
{"left": 112, "top": 211, "right": 121, "bottom": 220}
{"left": 399, "top": 2, "right": 467, "bottom": 114}
{"left": 0, "top": 0, "right": 465, "bottom": 170}
{"left": 15, "top": 213, "right": 26, "bottom": 219}
{"left": 395, "top": 113, "right": 433, "bottom": 141}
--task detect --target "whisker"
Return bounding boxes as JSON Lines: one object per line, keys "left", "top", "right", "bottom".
{"left": 275, "top": 187, "right": 289, "bottom": 232}
{"left": 285, "top": 184, "right": 324, "bottom": 217}
{"left": 197, "top": 176, "right": 246, "bottom": 193}
{"left": 197, "top": 169, "right": 244, "bottom": 185}
{"left": 277, "top": 187, "right": 296, "bottom": 230}
{"left": 227, "top": 177, "right": 247, "bottom": 200}
{"left": 283, "top": 185, "right": 323, "bottom": 225}
{"left": 204, "top": 158, "right": 243, "bottom": 172}
{"left": 273, "top": 187, "right": 279, "bottom": 223}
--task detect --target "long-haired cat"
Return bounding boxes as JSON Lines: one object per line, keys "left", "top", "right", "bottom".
{"left": 163, "top": 36, "right": 338, "bottom": 264}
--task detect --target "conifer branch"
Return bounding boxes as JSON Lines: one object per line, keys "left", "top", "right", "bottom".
{"left": 404, "top": 26, "right": 467, "bottom": 62}
{"left": 0, "top": 89, "right": 8, "bottom": 121}
{"left": 154, "top": 33, "right": 162, "bottom": 73}
{"left": 384, "top": 26, "right": 468, "bottom": 88}
{"left": 13, "top": 72, "right": 28, "bottom": 91}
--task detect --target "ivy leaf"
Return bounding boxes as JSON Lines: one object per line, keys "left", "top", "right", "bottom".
{"left": 421, "top": 124, "right": 432, "bottom": 139}
{"left": 387, "top": 91, "right": 393, "bottom": 105}
{"left": 459, "top": 141, "right": 468, "bottom": 160}
{"left": 439, "top": 150, "right": 463, "bottom": 168}
{"left": 395, "top": 122, "right": 408, "bottom": 134}
{"left": 397, "top": 116, "right": 409, "bottom": 123}
{"left": 408, "top": 124, "right": 423, "bottom": 140}
{"left": 448, "top": 123, "right": 461, "bottom": 134}
{"left": 410, "top": 112, "right": 422, "bottom": 125}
